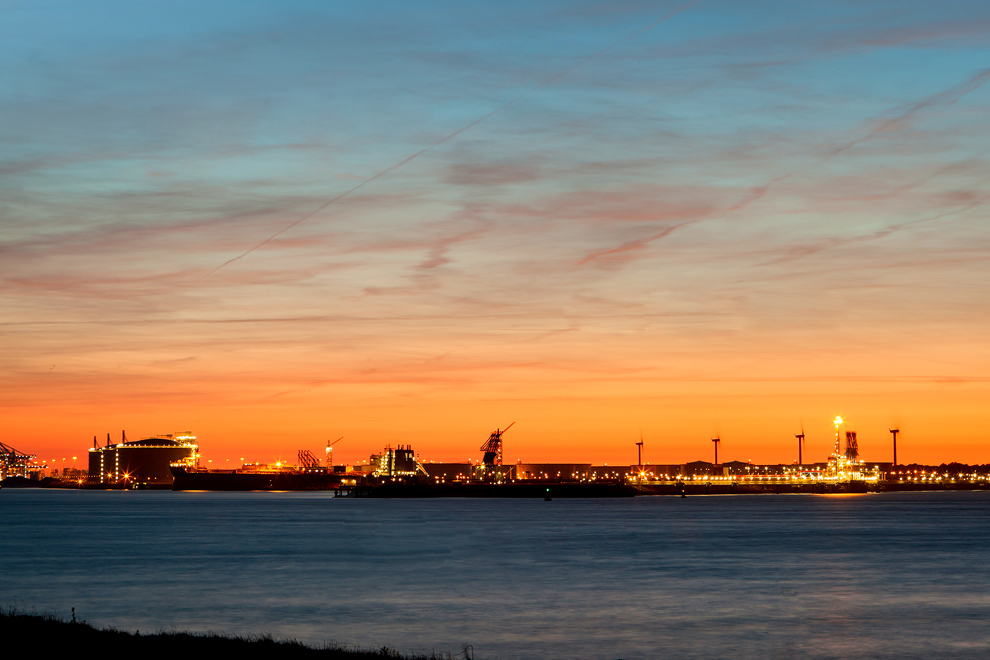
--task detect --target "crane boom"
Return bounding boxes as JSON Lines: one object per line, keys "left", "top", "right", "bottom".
{"left": 479, "top": 422, "right": 514, "bottom": 483}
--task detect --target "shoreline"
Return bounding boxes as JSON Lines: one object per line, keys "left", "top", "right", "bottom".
{"left": 0, "top": 610, "right": 451, "bottom": 659}
{"left": 3, "top": 475, "right": 989, "bottom": 496}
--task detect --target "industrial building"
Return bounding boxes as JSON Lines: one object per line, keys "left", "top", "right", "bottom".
{"left": 88, "top": 433, "right": 199, "bottom": 486}
{"left": 369, "top": 445, "right": 428, "bottom": 478}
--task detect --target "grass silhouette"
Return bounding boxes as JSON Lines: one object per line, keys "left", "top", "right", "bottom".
{"left": 0, "top": 608, "right": 457, "bottom": 659}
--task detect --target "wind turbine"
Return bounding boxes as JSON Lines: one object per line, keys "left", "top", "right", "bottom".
{"left": 795, "top": 424, "right": 805, "bottom": 466}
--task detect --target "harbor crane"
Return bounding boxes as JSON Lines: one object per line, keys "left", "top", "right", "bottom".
{"left": 480, "top": 422, "right": 514, "bottom": 483}
{"left": 298, "top": 449, "right": 321, "bottom": 469}
{"left": 0, "top": 441, "right": 36, "bottom": 480}
{"left": 326, "top": 436, "right": 344, "bottom": 469}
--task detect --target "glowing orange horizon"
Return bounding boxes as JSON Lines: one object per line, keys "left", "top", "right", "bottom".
{"left": 9, "top": 361, "right": 990, "bottom": 469}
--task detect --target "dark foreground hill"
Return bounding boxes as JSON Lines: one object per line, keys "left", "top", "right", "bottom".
{"left": 0, "top": 610, "right": 452, "bottom": 659}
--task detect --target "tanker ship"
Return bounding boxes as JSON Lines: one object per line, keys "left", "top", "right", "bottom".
{"left": 170, "top": 450, "right": 340, "bottom": 491}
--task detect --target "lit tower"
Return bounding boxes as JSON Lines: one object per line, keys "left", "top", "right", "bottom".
{"left": 325, "top": 436, "right": 343, "bottom": 469}
{"left": 828, "top": 416, "right": 844, "bottom": 479}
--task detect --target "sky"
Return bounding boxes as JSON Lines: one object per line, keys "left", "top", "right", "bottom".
{"left": 3, "top": 0, "right": 990, "bottom": 468}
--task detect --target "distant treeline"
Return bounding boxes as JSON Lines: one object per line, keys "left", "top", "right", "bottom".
{"left": 0, "top": 610, "right": 457, "bottom": 659}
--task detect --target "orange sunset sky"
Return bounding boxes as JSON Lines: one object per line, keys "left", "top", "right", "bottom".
{"left": 3, "top": 1, "right": 989, "bottom": 467}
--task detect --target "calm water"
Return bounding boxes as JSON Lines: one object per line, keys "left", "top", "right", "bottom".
{"left": 1, "top": 490, "right": 988, "bottom": 659}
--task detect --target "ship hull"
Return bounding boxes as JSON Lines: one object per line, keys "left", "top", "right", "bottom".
{"left": 358, "top": 482, "right": 638, "bottom": 498}
{"left": 170, "top": 466, "right": 340, "bottom": 491}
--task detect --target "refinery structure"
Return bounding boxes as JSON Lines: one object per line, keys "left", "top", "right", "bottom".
{"left": 823, "top": 415, "right": 878, "bottom": 482}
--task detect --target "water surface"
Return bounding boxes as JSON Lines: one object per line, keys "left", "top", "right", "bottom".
{"left": 1, "top": 490, "right": 987, "bottom": 659}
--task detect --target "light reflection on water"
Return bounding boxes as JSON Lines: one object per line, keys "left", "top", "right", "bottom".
{"left": 1, "top": 490, "right": 988, "bottom": 659}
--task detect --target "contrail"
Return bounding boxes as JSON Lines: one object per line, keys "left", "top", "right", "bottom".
{"left": 198, "top": 1, "right": 700, "bottom": 281}
{"left": 578, "top": 175, "right": 788, "bottom": 265}
{"left": 579, "top": 67, "right": 990, "bottom": 267}
{"left": 829, "top": 67, "right": 990, "bottom": 158}
{"left": 760, "top": 192, "right": 987, "bottom": 266}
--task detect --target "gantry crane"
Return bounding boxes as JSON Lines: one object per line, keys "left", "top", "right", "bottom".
{"left": 479, "top": 421, "right": 514, "bottom": 482}
{"left": 298, "top": 449, "right": 322, "bottom": 469}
